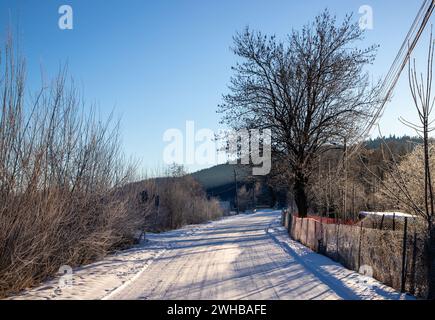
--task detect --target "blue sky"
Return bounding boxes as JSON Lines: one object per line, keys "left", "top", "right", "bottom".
{"left": 0, "top": 0, "right": 433, "bottom": 173}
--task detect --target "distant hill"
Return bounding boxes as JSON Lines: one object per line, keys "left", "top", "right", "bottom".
{"left": 191, "top": 163, "right": 252, "bottom": 190}
{"left": 190, "top": 163, "right": 277, "bottom": 207}
{"left": 364, "top": 135, "right": 422, "bottom": 150}
{"left": 190, "top": 164, "right": 254, "bottom": 203}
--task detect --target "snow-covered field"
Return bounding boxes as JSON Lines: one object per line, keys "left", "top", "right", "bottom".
{"left": 7, "top": 210, "right": 414, "bottom": 300}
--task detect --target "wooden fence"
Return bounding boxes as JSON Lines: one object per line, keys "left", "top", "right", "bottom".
{"left": 282, "top": 211, "right": 427, "bottom": 297}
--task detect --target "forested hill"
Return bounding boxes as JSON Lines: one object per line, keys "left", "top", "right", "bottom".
{"left": 364, "top": 135, "right": 422, "bottom": 150}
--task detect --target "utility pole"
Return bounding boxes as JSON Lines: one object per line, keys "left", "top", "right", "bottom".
{"left": 327, "top": 159, "right": 331, "bottom": 218}
{"left": 252, "top": 182, "right": 256, "bottom": 210}
{"left": 318, "top": 155, "right": 322, "bottom": 215}
{"left": 154, "top": 195, "right": 160, "bottom": 228}
{"left": 352, "top": 183, "right": 356, "bottom": 220}
{"left": 343, "top": 137, "right": 348, "bottom": 221}
{"left": 234, "top": 168, "right": 240, "bottom": 215}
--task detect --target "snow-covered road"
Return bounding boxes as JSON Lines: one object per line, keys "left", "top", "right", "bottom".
{"left": 8, "top": 210, "right": 413, "bottom": 300}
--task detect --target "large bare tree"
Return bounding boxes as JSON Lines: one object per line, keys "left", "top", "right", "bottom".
{"left": 218, "top": 10, "right": 380, "bottom": 217}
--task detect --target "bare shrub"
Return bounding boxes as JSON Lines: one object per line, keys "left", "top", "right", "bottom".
{"left": 130, "top": 165, "right": 224, "bottom": 232}
{"left": 381, "top": 145, "right": 435, "bottom": 215}
{"left": 0, "top": 37, "right": 145, "bottom": 297}
{"left": 116, "top": 165, "right": 224, "bottom": 233}
{"left": 156, "top": 175, "right": 223, "bottom": 231}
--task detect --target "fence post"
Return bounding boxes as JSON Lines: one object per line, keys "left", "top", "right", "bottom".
{"left": 287, "top": 212, "right": 292, "bottom": 235}
{"left": 305, "top": 219, "right": 309, "bottom": 245}
{"left": 336, "top": 222, "right": 340, "bottom": 260}
{"left": 358, "top": 221, "right": 363, "bottom": 270}
{"left": 392, "top": 213, "right": 396, "bottom": 231}
{"left": 318, "top": 221, "right": 322, "bottom": 253}
{"left": 299, "top": 217, "right": 303, "bottom": 241}
{"left": 401, "top": 217, "right": 408, "bottom": 293}
{"left": 410, "top": 231, "right": 417, "bottom": 295}
{"left": 380, "top": 214, "right": 385, "bottom": 230}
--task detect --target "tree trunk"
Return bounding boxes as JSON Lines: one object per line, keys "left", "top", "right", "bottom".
{"left": 294, "top": 173, "right": 308, "bottom": 218}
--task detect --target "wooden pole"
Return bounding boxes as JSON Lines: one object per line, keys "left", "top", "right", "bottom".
{"left": 343, "top": 138, "right": 347, "bottom": 221}
{"left": 252, "top": 183, "right": 256, "bottom": 210}
{"left": 401, "top": 217, "right": 409, "bottom": 293}
{"left": 358, "top": 221, "right": 364, "bottom": 270}
{"left": 380, "top": 214, "right": 385, "bottom": 230}
{"left": 327, "top": 160, "right": 331, "bottom": 218}
{"left": 352, "top": 184, "right": 356, "bottom": 220}
{"left": 233, "top": 168, "right": 239, "bottom": 215}
{"left": 410, "top": 231, "right": 418, "bottom": 295}
{"left": 287, "top": 211, "right": 292, "bottom": 235}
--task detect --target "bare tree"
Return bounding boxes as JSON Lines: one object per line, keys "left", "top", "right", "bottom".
{"left": 376, "top": 32, "right": 435, "bottom": 298}
{"left": 361, "top": 30, "right": 435, "bottom": 298}
{"left": 401, "top": 34, "right": 435, "bottom": 224}
{"left": 218, "top": 10, "right": 380, "bottom": 217}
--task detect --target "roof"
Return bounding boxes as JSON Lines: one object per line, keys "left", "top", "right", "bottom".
{"left": 359, "top": 211, "right": 416, "bottom": 219}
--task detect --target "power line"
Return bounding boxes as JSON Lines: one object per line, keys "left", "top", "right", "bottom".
{"left": 349, "top": 0, "right": 435, "bottom": 156}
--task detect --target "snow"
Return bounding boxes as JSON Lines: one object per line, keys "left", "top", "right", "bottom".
{"left": 6, "top": 210, "right": 414, "bottom": 300}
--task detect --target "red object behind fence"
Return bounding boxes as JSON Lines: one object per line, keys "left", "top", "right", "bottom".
{"left": 305, "top": 215, "right": 356, "bottom": 225}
